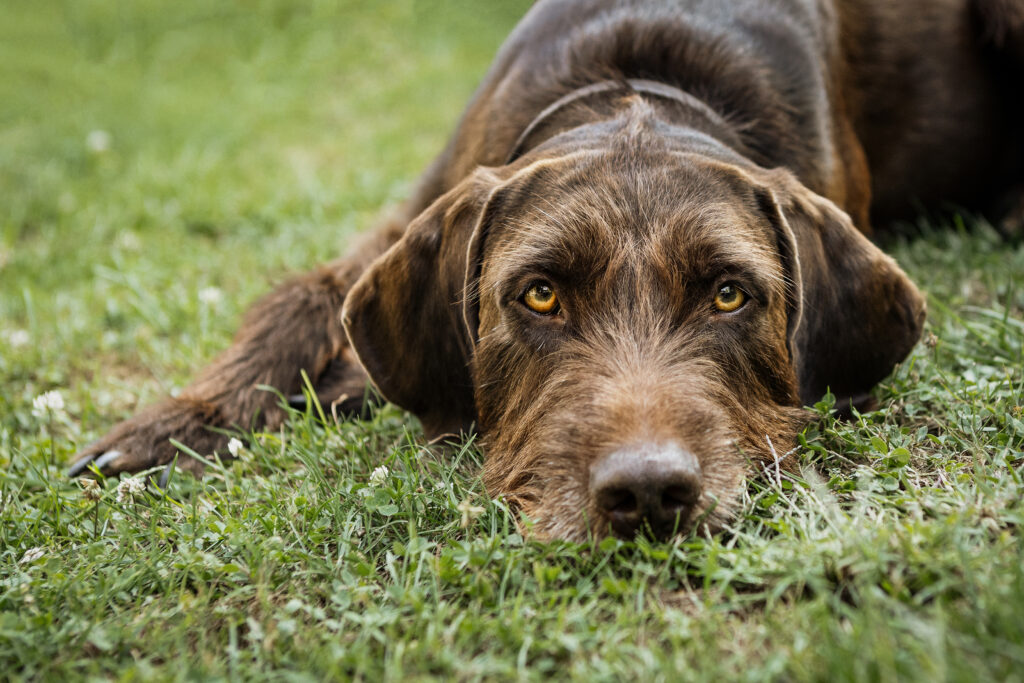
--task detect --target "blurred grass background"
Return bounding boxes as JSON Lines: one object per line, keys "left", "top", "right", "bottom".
{"left": 2, "top": 1, "right": 1024, "bottom": 680}
{"left": 0, "top": 0, "right": 529, "bottom": 425}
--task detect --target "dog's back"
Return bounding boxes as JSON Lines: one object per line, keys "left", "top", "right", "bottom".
{"left": 839, "top": 0, "right": 1024, "bottom": 221}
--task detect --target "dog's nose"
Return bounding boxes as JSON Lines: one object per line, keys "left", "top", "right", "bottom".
{"left": 591, "top": 442, "right": 703, "bottom": 540}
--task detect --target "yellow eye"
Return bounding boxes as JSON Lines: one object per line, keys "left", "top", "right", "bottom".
{"left": 523, "top": 282, "right": 559, "bottom": 314}
{"left": 714, "top": 284, "right": 746, "bottom": 312}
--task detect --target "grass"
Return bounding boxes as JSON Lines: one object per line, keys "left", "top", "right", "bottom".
{"left": 2, "top": 1, "right": 1023, "bottom": 679}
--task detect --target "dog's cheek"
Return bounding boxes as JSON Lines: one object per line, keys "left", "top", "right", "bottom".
{"left": 689, "top": 378, "right": 807, "bottom": 531}
{"left": 472, "top": 308, "right": 573, "bottom": 451}
{"left": 716, "top": 306, "right": 801, "bottom": 408}
{"left": 477, "top": 366, "right": 604, "bottom": 540}
{"left": 705, "top": 306, "right": 805, "bottom": 452}
{"left": 729, "top": 396, "right": 810, "bottom": 479}
{"left": 518, "top": 475, "right": 596, "bottom": 542}
{"left": 481, "top": 431, "right": 596, "bottom": 541}
{"left": 472, "top": 302, "right": 545, "bottom": 428}
{"left": 475, "top": 358, "right": 563, "bottom": 497}
{"left": 690, "top": 443, "right": 747, "bottom": 531}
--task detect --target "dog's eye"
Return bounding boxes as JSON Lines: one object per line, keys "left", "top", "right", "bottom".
{"left": 714, "top": 284, "right": 746, "bottom": 312}
{"left": 522, "top": 282, "right": 559, "bottom": 314}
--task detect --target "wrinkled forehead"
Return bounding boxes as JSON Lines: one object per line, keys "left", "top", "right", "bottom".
{"left": 483, "top": 152, "right": 783, "bottom": 289}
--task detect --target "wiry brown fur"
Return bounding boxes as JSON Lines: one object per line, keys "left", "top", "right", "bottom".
{"left": 73, "top": 0, "right": 1022, "bottom": 540}
{"left": 470, "top": 123, "right": 808, "bottom": 539}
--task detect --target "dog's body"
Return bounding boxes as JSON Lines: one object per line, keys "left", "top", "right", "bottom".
{"left": 72, "top": 0, "right": 1024, "bottom": 540}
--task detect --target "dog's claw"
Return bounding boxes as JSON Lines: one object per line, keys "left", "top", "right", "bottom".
{"left": 64, "top": 398, "right": 228, "bottom": 479}
{"left": 158, "top": 461, "right": 175, "bottom": 489}
{"left": 67, "top": 453, "right": 97, "bottom": 477}
{"left": 93, "top": 450, "right": 124, "bottom": 471}
{"left": 67, "top": 449, "right": 130, "bottom": 478}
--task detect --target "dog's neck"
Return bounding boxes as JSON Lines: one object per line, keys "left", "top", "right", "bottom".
{"left": 506, "top": 80, "right": 753, "bottom": 171}
{"left": 505, "top": 80, "right": 742, "bottom": 164}
{"left": 506, "top": 79, "right": 748, "bottom": 166}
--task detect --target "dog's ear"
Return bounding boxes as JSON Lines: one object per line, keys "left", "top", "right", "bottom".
{"left": 757, "top": 171, "right": 926, "bottom": 408}
{"left": 341, "top": 169, "right": 504, "bottom": 438}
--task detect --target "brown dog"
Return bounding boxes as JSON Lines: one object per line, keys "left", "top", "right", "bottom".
{"left": 71, "top": 0, "right": 1024, "bottom": 541}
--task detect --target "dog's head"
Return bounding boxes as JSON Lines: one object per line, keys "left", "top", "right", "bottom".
{"left": 342, "top": 126, "right": 924, "bottom": 541}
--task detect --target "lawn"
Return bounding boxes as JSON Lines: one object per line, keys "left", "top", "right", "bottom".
{"left": 2, "top": 1, "right": 1023, "bottom": 680}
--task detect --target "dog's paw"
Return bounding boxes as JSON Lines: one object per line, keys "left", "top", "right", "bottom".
{"left": 68, "top": 398, "right": 228, "bottom": 478}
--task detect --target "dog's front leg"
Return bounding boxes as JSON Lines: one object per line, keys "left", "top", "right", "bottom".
{"left": 68, "top": 220, "right": 406, "bottom": 478}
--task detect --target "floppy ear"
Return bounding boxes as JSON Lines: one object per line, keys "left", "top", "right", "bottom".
{"left": 759, "top": 171, "right": 926, "bottom": 408}
{"left": 341, "top": 169, "right": 503, "bottom": 438}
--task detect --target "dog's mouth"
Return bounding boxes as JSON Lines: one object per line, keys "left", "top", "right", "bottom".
{"left": 485, "top": 445, "right": 745, "bottom": 543}
{"left": 508, "top": 486, "right": 727, "bottom": 543}
{"left": 482, "top": 405, "right": 810, "bottom": 543}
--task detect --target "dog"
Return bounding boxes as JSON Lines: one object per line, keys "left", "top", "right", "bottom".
{"left": 70, "top": 0, "right": 1024, "bottom": 541}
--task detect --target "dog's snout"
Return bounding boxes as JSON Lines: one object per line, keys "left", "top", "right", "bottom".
{"left": 591, "top": 442, "right": 703, "bottom": 540}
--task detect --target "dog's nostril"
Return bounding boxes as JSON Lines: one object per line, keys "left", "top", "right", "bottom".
{"left": 661, "top": 485, "right": 696, "bottom": 514}
{"left": 600, "top": 488, "right": 638, "bottom": 515}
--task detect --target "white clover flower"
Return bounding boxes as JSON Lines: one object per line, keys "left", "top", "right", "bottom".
{"left": 31, "top": 390, "right": 65, "bottom": 418}
{"left": 456, "top": 499, "right": 486, "bottom": 528}
{"left": 198, "top": 286, "right": 223, "bottom": 305}
{"left": 81, "top": 479, "right": 102, "bottom": 502}
{"left": 116, "top": 477, "right": 146, "bottom": 503}
{"left": 369, "top": 465, "right": 389, "bottom": 486}
{"left": 19, "top": 547, "right": 46, "bottom": 565}
{"left": 86, "top": 129, "right": 111, "bottom": 153}
{"left": 227, "top": 437, "right": 244, "bottom": 457}
{"left": 4, "top": 329, "right": 29, "bottom": 347}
